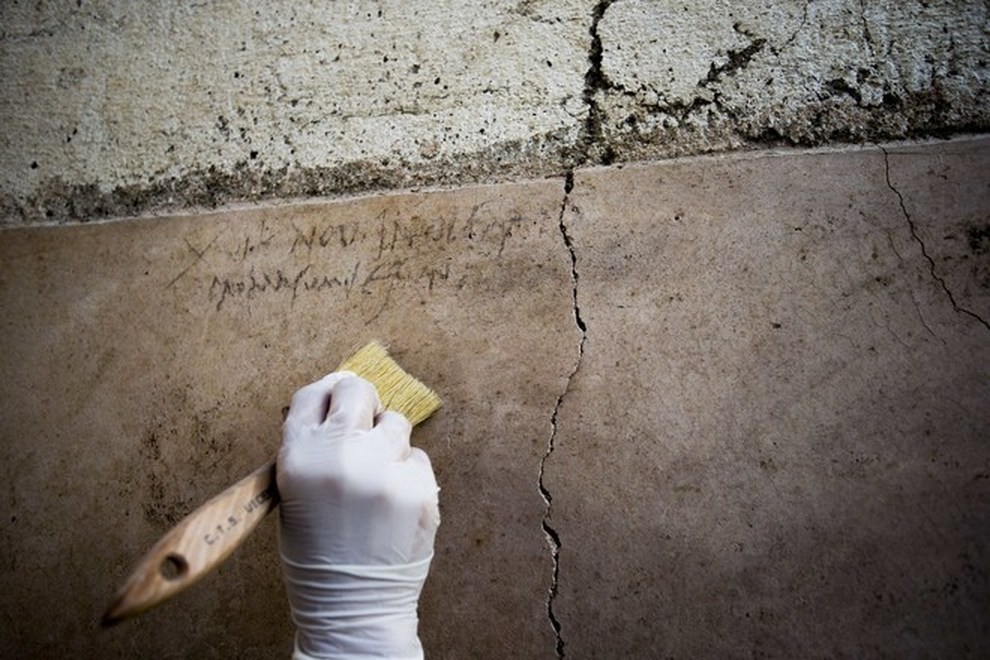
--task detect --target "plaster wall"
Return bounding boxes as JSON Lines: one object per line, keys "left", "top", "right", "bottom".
{"left": 0, "top": 2, "right": 988, "bottom": 658}
{"left": 1, "top": 138, "right": 988, "bottom": 658}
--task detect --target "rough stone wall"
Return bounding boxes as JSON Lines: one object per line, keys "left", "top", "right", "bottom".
{"left": 1, "top": 0, "right": 987, "bottom": 225}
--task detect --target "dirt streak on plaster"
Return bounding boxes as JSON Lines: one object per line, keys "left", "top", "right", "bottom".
{"left": 879, "top": 145, "right": 990, "bottom": 331}
{"left": 539, "top": 171, "right": 587, "bottom": 659}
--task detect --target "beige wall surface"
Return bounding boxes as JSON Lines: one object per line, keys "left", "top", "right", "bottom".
{"left": 2, "top": 2, "right": 987, "bottom": 657}
{"left": 1, "top": 137, "right": 988, "bottom": 657}
{"left": 1, "top": 0, "right": 987, "bottom": 225}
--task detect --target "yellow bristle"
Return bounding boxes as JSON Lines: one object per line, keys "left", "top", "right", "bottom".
{"left": 337, "top": 341, "right": 442, "bottom": 426}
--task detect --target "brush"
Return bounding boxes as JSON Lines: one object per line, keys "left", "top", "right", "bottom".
{"left": 102, "top": 341, "right": 441, "bottom": 626}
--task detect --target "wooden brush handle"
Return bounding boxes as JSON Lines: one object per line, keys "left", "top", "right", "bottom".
{"left": 103, "top": 460, "right": 279, "bottom": 625}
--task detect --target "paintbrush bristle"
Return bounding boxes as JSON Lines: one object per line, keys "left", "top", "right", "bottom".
{"left": 338, "top": 341, "right": 441, "bottom": 425}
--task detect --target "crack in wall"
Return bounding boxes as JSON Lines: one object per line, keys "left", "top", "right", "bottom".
{"left": 578, "top": 1, "right": 614, "bottom": 166}
{"left": 879, "top": 145, "right": 990, "bottom": 331}
{"left": 776, "top": 0, "right": 811, "bottom": 53}
{"left": 858, "top": 0, "right": 876, "bottom": 59}
{"left": 538, "top": 170, "right": 587, "bottom": 659}
{"left": 579, "top": 1, "right": 988, "bottom": 157}
{"left": 577, "top": 2, "right": 771, "bottom": 155}
{"left": 610, "top": 25, "right": 770, "bottom": 125}
{"left": 585, "top": 16, "right": 768, "bottom": 135}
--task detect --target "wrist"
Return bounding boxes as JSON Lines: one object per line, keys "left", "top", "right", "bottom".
{"left": 282, "top": 555, "right": 432, "bottom": 659}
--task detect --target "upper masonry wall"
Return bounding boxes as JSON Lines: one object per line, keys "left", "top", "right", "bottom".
{"left": 1, "top": 0, "right": 987, "bottom": 225}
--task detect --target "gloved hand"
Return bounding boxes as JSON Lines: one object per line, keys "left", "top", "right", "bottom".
{"left": 277, "top": 372, "right": 440, "bottom": 660}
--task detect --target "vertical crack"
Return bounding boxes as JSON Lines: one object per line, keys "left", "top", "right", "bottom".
{"left": 879, "top": 145, "right": 990, "bottom": 331}
{"left": 559, "top": 172, "right": 587, "bottom": 335}
{"left": 579, "top": 1, "right": 614, "bottom": 166}
{"left": 538, "top": 171, "right": 587, "bottom": 659}
{"left": 858, "top": 0, "right": 877, "bottom": 59}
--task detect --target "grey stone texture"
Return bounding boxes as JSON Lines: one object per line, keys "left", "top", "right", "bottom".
{"left": 1, "top": 0, "right": 987, "bottom": 225}
{"left": 593, "top": 0, "right": 990, "bottom": 162}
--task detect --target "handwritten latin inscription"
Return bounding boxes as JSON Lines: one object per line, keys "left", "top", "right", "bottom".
{"left": 171, "top": 205, "right": 528, "bottom": 313}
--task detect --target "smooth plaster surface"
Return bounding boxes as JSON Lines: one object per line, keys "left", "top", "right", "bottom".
{"left": 1, "top": 0, "right": 987, "bottom": 225}
{"left": 1, "top": 138, "right": 988, "bottom": 658}
{"left": 0, "top": 179, "right": 576, "bottom": 657}
{"left": 553, "top": 138, "right": 989, "bottom": 657}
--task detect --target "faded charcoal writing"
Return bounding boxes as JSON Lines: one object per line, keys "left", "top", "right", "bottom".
{"left": 167, "top": 207, "right": 525, "bottom": 312}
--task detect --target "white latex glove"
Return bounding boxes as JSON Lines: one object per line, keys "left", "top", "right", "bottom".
{"left": 278, "top": 372, "right": 440, "bottom": 660}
